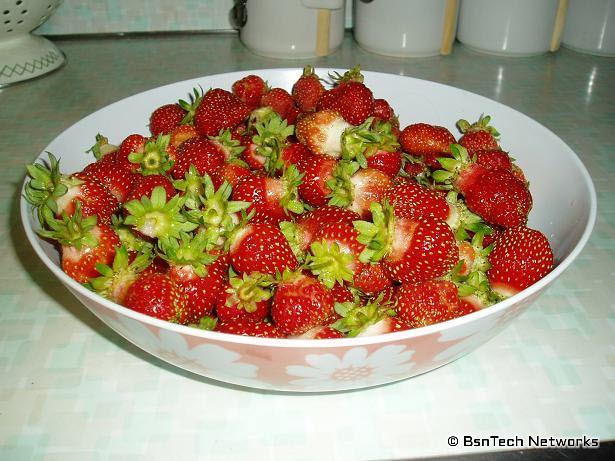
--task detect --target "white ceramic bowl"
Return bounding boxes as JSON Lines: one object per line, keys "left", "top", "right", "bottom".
{"left": 20, "top": 69, "right": 596, "bottom": 392}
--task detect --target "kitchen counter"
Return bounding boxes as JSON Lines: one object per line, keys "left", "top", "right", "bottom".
{"left": 1, "top": 33, "right": 614, "bottom": 460}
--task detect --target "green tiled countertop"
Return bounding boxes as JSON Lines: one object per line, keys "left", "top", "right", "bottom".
{"left": 1, "top": 33, "right": 614, "bottom": 460}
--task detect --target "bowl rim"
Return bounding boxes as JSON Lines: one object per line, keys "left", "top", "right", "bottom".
{"left": 19, "top": 68, "right": 598, "bottom": 350}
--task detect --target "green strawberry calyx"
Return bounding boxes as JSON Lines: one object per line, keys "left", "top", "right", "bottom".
{"left": 306, "top": 240, "right": 354, "bottom": 289}
{"left": 226, "top": 271, "right": 275, "bottom": 313}
{"left": 123, "top": 186, "right": 197, "bottom": 239}
{"left": 86, "top": 133, "right": 118, "bottom": 161}
{"left": 456, "top": 114, "right": 500, "bottom": 138}
{"left": 326, "top": 160, "right": 359, "bottom": 208}
{"left": 128, "top": 134, "right": 173, "bottom": 176}
{"left": 431, "top": 143, "right": 473, "bottom": 186}
{"left": 251, "top": 112, "right": 295, "bottom": 174}
{"left": 172, "top": 165, "right": 207, "bottom": 210}
{"left": 330, "top": 294, "right": 396, "bottom": 337}
{"left": 157, "top": 231, "right": 218, "bottom": 277}
{"left": 185, "top": 176, "right": 251, "bottom": 245}
{"left": 37, "top": 201, "right": 98, "bottom": 250}
{"left": 87, "top": 245, "right": 153, "bottom": 302}
{"left": 178, "top": 87, "right": 203, "bottom": 125}
{"left": 110, "top": 214, "right": 154, "bottom": 254}
{"left": 279, "top": 164, "right": 305, "bottom": 215}
{"left": 341, "top": 117, "right": 400, "bottom": 168}
{"left": 354, "top": 201, "right": 396, "bottom": 264}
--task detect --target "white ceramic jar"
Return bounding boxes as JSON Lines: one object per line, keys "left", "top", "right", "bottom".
{"left": 457, "top": 0, "right": 559, "bottom": 56}
{"left": 562, "top": 0, "right": 615, "bottom": 56}
{"left": 233, "top": 0, "right": 346, "bottom": 59}
{"left": 353, "top": 0, "right": 458, "bottom": 57}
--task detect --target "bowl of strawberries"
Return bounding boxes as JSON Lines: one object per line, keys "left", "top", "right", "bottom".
{"left": 21, "top": 66, "right": 596, "bottom": 392}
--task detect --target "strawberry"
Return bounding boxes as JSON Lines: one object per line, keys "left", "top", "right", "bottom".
{"left": 271, "top": 271, "right": 335, "bottom": 335}
{"left": 216, "top": 272, "right": 275, "bottom": 323}
{"left": 169, "top": 136, "right": 225, "bottom": 180}
{"left": 280, "top": 206, "right": 360, "bottom": 259}
{"left": 318, "top": 67, "right": 374, "bottom": 125}
{"left": 232, "top": 165, "right": 304, "bottom": 225}
{"left": 123, "top": 272, "right": 186, "bottom": 321}
{"left": 232, "top": 74, "right": 268, "bottom": 110}
{"left": 215, "top": 319, "right": 285, "bottom": 338}
{"left": 229, "top": 223, "right": 299, "bottom": 275}
{"left": 25, "top": 153, "right": 119, "bottom": 225}
{"left": 123, "top": 186, "right": 198, "bottom": 239}
{"left": 194, "top": 88, "right": 251, "bottom": 137}
{"left": 116, "top": 134, "right": 148, "bottom": 171}
{"left": 399, "top": 123, "right": 456, "bottom": 170}
{"left": 352, "top": 261, "right": 393, "bottom": 295}
{"left": 372, "top": 98, "right": 394, "bottom": 121}
{"left": 292, "top": 65, "right": 325, "bottom": 112}
{"left": 394, "top": 280, "right": 471, "bottom": 328}
{"left": 169, "top": 124, "right": 199, "bottom": 150}
{"left": 475, "top": 149, "right": 512, "bottom": 172}
{"left": 457, "top": 115, "right": 500, "bottom": 153}
{"left": 88, "top": 245, "right": 153, "bottom": 303}
{"left": 149, "top": 103, "right": 187, "bottom": 137}
{"left": 433, "top": 144, "right": 532, "bottom": 228}
{"left": 210, "top": 161, "right": 252, "bottom": 189}
{"left": 487, "top": 226, "right": 553, "bottom": 297}
{"left": 355, "top": 202, "right": 458, "bottom": 284}
{"left": 295, "top": 110, "right": 352, "bottom": 158}
{"left": 37, "top": 203, "right": 120, "bottom": 283}
{"left": 260, "top": 87, "right": 295, "bottom": 121}
{"left": 81, "top": 150, "right": 137, "bottom": 203}
{"left": 160, "top": 233, "right": 228, "bottom": 324}
{"left": 382, "top": 180, "right": 453, "bottom": 223}
{"left": 327, "top": 162, "right": 392, "bottom": 218}
{"left": 296, "top": 154, "right": 338, "bottom": 207}
{"left": 245, "top": 112, "right": 295, "bottom": 173}
{"left": 125, "top": 174, "right": 175, "bottom": 203}
{"left": 281, "top": 142, "right": 313, "bottom": 168}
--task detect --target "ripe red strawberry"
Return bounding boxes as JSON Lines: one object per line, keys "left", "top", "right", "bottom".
{"left": 329, "top": 283, "right": 355, "bottom": 304}
{"left": 229, "top": 223, "right": 299, "bottom": 275}
{"left": 372, "top": 98, "right": 394, "bottom": 121}
{"left": 475, "top": 149, "right": 512, "bottom": 172}
{"left": 216, "top": 272, "right": 274, "bottom": 323}
{"left": 271, "top": 271, "right": 335, "bottom": 335}
{"left": 280, "top": 206, "right": 360, "bottom": 257}
{"left": 170, "top": 136, "right": 226, "bottom": 180}
{"left": 260, "top": 87, "right": 295, "bottom": 121}
{"left": 327, "top": 162, "right": 392, "bottom": 218}
{"left": 291, "top": 65, "right": 325, "bottom": 112}
{"left": 281, "top": 142, "right": 313, "bottom": 168}
{"left": 216, "top": 319, "right": 285, "bottom": 338}
{"left": 116, "top": 134, "right": 147, "bottom": 171}
{"left": 149, "top": 103, "right": 187, "bottom": 137}
{"left": 399, "top": 123, "right": 456, "bottom": 170}
{"left": 318, "top": 80, "right": 374, "bottom": 125}
{"left": 355, "top": 202, "right": 458, "bottom": 284}
{"left": 402, "top": 156, "right": 428, "bottom": 178}
{"left": 365, "top": 150, "right": 402, "bottom": 178}
{"left": 81, "top": 150, "right": 137, "bottom": 203}
{"left": 296, "top": 154, "right": 338, "bottom": 207}
{"left": 25, "top": 153, "right": 119, "bottom": 226}
{"left": 383, "top": 180, "right": 453, "bottom": 222}
{"left": 194, "top": 88, "right": 251, "bottom": 137}
{"left": 295, "top": 110, "right": 352, "bottom": 158}
{"left": 169, "top": 124, "right": 199, "bottom": 149}
{"left": 124, "top": 272, "right": 186, "bottom": 321}
{"left": 463, "top": 169, "right": 532, "bottom": 228}
{"left": 125, "top": 174, "right": 175, "bottom": 203}
{"left": 210, "top": 161, "right": 252, "bottom": 189}
{"left": 395, "top": 280, "right": 472, "bottom": 328}
{"left": 160, "top": 233, "right": 228, "bottom": 324}
{"left": 232, "top": 74, "right": 268, "bottom": 110}
{"left": 457, "top": 115, "right": 500, "bottom": 153}
{"left": 232, "top": 166, "right": 304, "bottom": 225}
{"left": 353, "top": 261, "right": 393, "bottom": 295}
{"left": 487, "top": 226, "right": 554, "bottom": 297}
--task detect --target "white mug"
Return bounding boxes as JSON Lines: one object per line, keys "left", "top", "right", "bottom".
{"left": 353, "top": 0, "right": 458, "bottom": 57}
{"left": 233, "top": 0, "right": 346, "bottom": 59}
{"left": 562, "top": 0, "right": 615, "bottom": 56}
{"left": 457, "top": 0, "right": 559, "bottom": 56}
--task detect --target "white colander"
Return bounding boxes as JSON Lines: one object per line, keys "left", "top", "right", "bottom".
{"left": 0, "top": 0, "right": 64, "bottom": 85}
